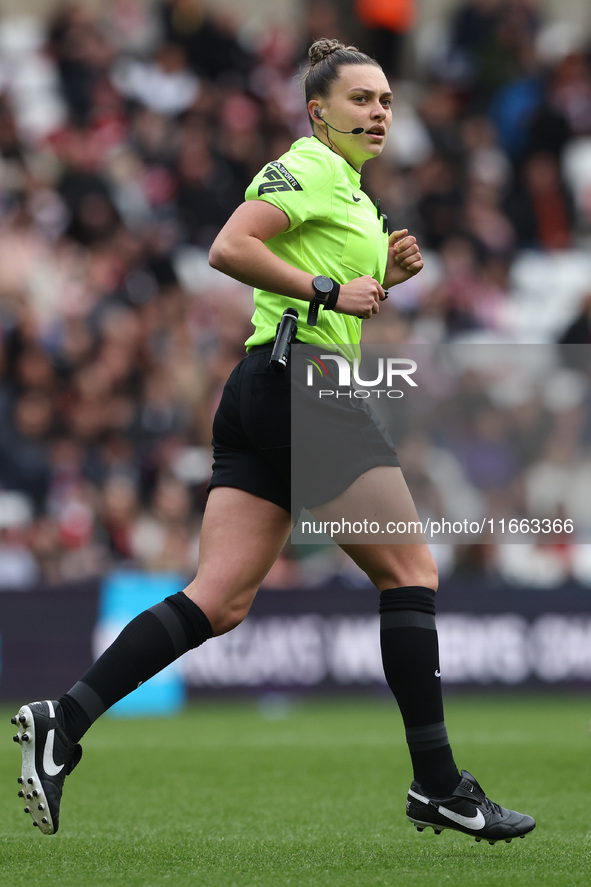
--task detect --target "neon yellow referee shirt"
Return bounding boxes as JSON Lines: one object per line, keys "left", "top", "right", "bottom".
{"left": 244, "top": 137, "right": 389, "bottom": 352}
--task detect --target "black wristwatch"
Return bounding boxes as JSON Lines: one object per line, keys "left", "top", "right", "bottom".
{"left": 307, "top": 275, "right": 340, "bottom": 326}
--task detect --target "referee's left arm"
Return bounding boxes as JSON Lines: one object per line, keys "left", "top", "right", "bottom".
{"left": 210, "top": 200, "right": 384, "bottom": 319}
{"left": 209, "top": 200, "right": 317, "bottom": 302}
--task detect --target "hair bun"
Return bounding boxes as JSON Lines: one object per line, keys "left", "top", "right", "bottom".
{"left": 308, "top": 38, "right": 357, "bottom": 66}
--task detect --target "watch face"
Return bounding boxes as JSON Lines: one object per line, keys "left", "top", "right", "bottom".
{"left": 313, "top": 275, "right": 333, "bottom": 294}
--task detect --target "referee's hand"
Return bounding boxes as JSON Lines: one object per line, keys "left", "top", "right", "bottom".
{"left": 337, "top": 275, "right": 385, "bottom": 318}
{"left": 383, "top": 228, "right": 424, "bottom": 289}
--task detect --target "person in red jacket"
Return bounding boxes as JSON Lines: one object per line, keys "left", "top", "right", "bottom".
{"left": 354, "top": 0, "right": 417, "bottom": 78}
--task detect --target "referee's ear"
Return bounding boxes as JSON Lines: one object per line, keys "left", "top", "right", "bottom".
{"left": 308, "top": 101, "right": 322, "bottom": 128}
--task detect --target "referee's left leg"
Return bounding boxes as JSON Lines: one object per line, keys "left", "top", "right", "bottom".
{"left": 182, "top": 486, "right": 293, "bottom": 635}
{"left": 13, "top": 485, "right": 293, "bottom": 833}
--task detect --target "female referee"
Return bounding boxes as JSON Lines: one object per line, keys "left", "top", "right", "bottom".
{"left": 12, "top": 39, "right": 534, "bottom": 844}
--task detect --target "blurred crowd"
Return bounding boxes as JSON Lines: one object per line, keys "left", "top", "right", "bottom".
{"left": 0, "top": 0, "right": 591, "bottom": 589}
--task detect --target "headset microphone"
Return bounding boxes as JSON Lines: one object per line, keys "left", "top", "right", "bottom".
{"left": 314, "top": 109, "right": 364, "bottom": 135}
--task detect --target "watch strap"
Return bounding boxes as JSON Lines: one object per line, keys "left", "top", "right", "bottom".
{"left": 324, "top": 281, "right": 340, "bottom": 310}
{"left": 307, "top": 297, "right": 322, "bottom": 326}
{"left": 307, "top": 278, "right": 340, "bottom": 326}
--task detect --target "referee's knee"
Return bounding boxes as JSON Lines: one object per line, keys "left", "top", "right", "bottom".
{"left": 373, "top": 551, "right": 439, "bottom": 593}
{"left": 184, "top": 579, "right": 259, "bottom": 636}
{"left": 191, "top": 594, "right": 255, "bottom": 637}
{"left": 210, "top": 603, "right": 251, "bottom": 636}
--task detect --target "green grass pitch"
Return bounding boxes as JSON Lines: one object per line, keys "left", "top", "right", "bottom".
{"left": 1, "top": 694, "right": 590, "bottom": 887}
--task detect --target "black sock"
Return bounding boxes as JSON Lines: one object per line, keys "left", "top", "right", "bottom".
{"left": 379, "top": 586, "right": 460, "bottom": 797}
{"left": 58, "top": 592, "right": 212, "bottom": 742}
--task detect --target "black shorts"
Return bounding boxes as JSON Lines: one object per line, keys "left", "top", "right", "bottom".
{"left": 208, "top": 345, "right": 399, "bottom": 517}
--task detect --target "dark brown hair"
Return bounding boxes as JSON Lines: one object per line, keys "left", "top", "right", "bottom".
{"left": 302, "top": 38, "right": 381, "bottom": 105}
